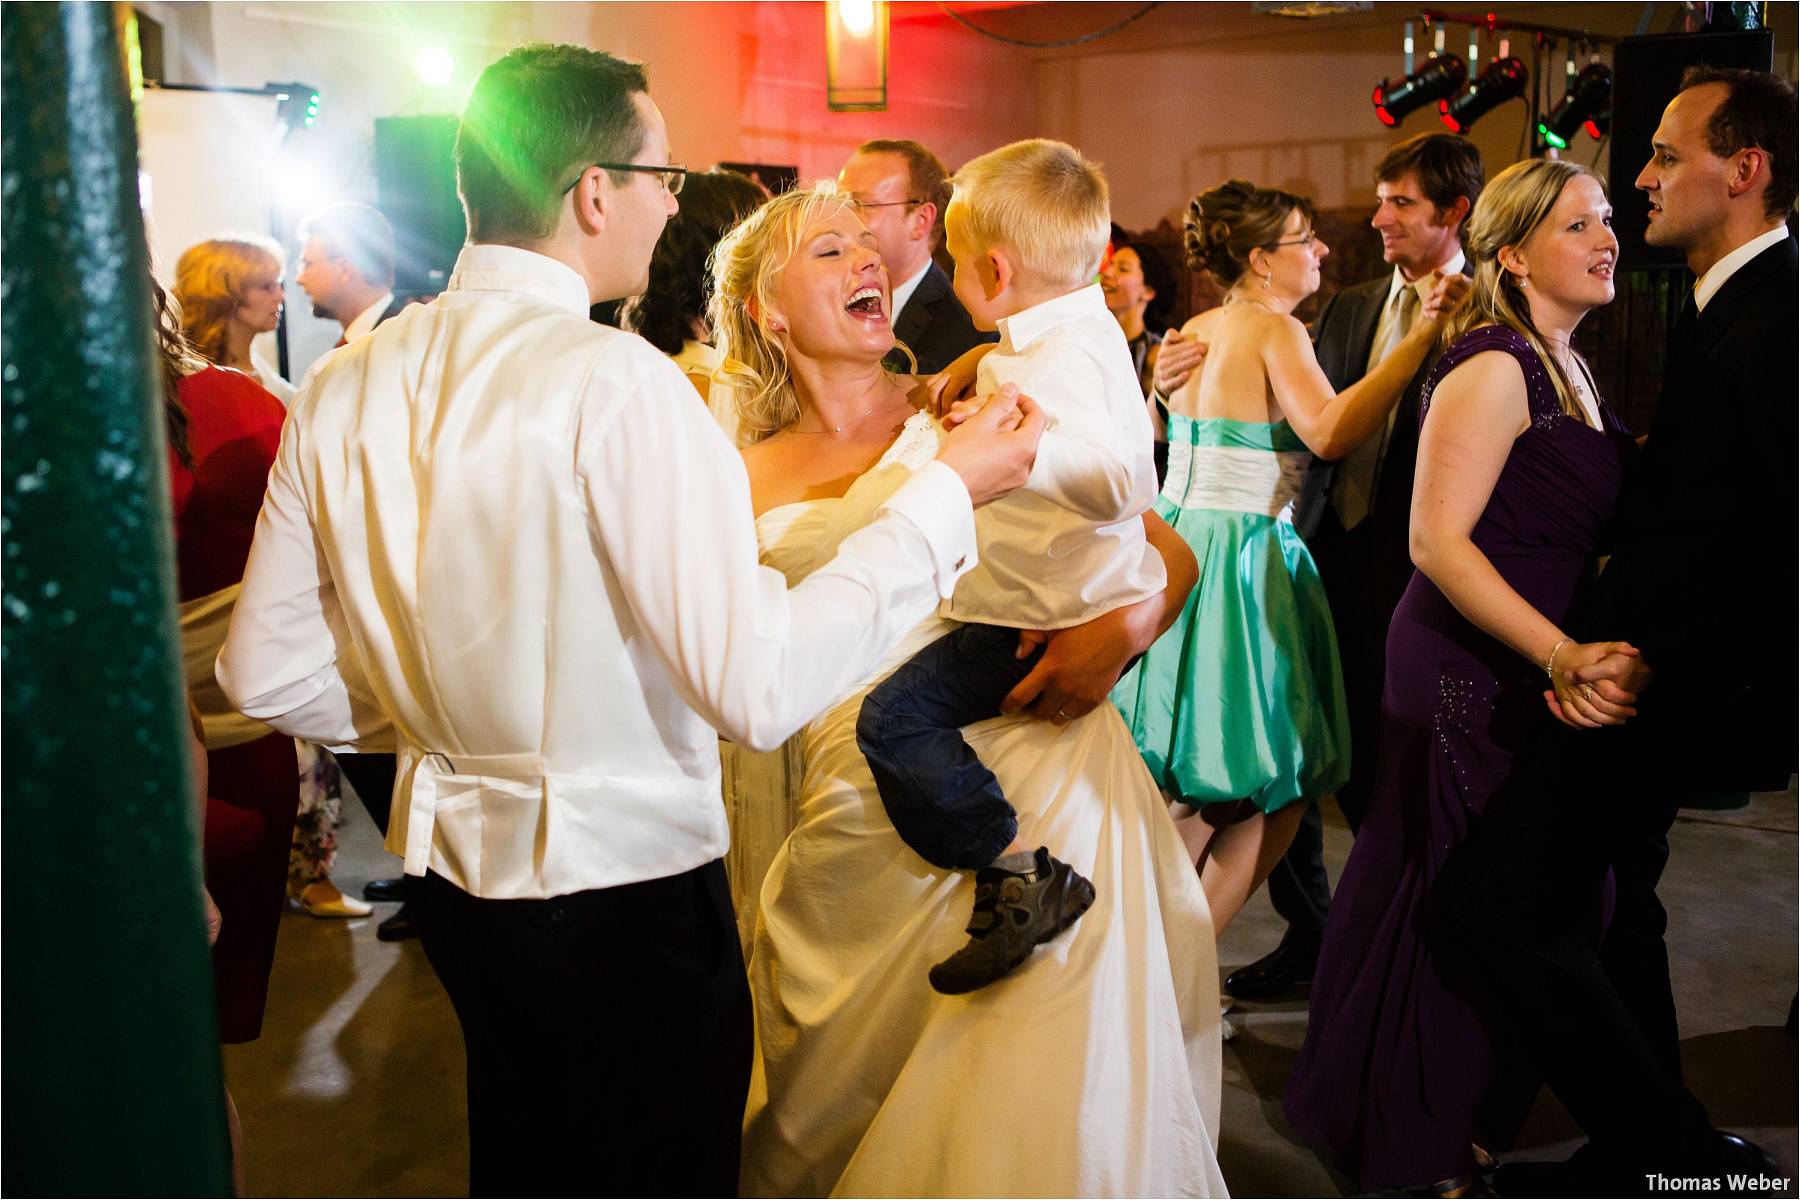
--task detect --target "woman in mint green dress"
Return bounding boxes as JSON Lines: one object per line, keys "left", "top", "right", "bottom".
{"left": 1113, "top": 179, "right": 1463, "bottom": 933}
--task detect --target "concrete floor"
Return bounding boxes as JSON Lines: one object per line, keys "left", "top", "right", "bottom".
{"left": 226, "top": 786, "right": 1798, "bottom": 1198}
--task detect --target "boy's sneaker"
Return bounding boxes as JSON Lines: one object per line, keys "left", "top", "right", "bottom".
{"left": 928, "top": 847, "right": 1095, "bottom": 995}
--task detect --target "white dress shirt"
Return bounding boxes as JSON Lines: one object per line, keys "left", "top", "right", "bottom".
{"left": 944, "top": 283, "right": 1165, "bottom": 631}
{"left": 889, "top": 259, "right": 932, "bottom": 325}
{"left": 1693, "top": 223, "right": 1789, "bottom": 314}
{"left": 341, "top": 290, "right": 396, "bottom": 344}
{"left": 218, "top": 243, "right": 977, "bottom": 899}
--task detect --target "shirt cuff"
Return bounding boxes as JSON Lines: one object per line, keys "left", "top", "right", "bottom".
{"left": 879, "top": 460, "right": 978, "bottom": 600}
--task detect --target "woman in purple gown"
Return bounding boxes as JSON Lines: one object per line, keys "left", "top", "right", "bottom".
{"left": 1285, "top": 159, "right": 1642, "bottom": 1195}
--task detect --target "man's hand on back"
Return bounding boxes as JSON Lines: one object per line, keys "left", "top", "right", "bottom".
{"left": 1152, "top": 328, "right": 1206, "bottom": 396}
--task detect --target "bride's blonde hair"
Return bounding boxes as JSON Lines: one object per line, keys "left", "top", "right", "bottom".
{"left": 709, "top": 179, "right": 915, "bottom": 443}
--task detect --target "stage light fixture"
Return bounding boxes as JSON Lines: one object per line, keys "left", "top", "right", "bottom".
{"left": 1372, "top": 54, "right": 1467, "bottom": 126}
{"left": 1538, "top": 60, "right": 1612, "bottom": 149}
{"left": 1439, "top": 55, "right": 1528, "bottom": 133}
{"left": 272, "top": 82, "right": 323, "bottom": 137}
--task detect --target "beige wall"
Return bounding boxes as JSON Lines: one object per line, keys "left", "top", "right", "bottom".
{"left": 133, "top": 0, "right": 1796, "bottom": 375}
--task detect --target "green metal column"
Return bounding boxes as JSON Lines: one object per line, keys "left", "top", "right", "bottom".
{"left": 2, "top": 3, "right": 233, "bottom": 1194}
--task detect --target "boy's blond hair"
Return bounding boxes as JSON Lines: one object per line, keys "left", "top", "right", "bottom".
{"left": 950, "top": 139, "right": 1110, "bottom": 291}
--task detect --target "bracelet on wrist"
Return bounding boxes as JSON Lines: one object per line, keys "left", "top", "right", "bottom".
{"left": 1544, "top": 637, "right": 1570, "bottom": 681}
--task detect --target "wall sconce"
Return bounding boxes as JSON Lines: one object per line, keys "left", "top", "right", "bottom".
{"left": 826, "top": 0, "right": 888, "bottom": 111}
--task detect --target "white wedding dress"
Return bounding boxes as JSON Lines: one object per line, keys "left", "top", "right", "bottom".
{"left": 739, "top": 412, "right": 1228, "bottom": 1198}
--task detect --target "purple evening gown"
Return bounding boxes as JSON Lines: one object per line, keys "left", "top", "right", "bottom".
{"left": 1283, "top": 325, "right": 1635, "bottom": 1190}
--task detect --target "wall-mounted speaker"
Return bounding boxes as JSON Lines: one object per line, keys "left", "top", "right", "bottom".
{"left": 1610, "top": 29, "right": 1774, "bottom": 270}
{"left": 374, "top": 115, "right": 466, "bottom": 296}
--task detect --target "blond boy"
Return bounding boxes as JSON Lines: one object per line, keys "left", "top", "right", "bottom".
{"left": 856, "top": 140, "right": 1164, "bottom": 993}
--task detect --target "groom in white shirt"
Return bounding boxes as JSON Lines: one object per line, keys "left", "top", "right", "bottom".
{"left": 218, "top": 43, "right": 1042, "bottom": 1196}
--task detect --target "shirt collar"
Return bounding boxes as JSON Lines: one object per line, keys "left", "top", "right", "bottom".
{"left": 995, "top": 283, "right": 1107, "bottom": 352}
{"left": 1387, "top": 248, "right": 1467, "bottom": 305}
{"left": 1693, "top": 224, "right": 1789, "bottom": 314}
{"left": 448, "top": 243, "right": 592, "bottom": 316}
{"left": 889, "top": 259, "right": 932, "bottom": 321}
{"left": 342, "top": 290, "right": 395, "bottom": 344}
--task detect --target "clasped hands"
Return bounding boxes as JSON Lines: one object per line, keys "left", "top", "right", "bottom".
{"left": 1544, "top": 640, "right": 1654, "bottom": 730}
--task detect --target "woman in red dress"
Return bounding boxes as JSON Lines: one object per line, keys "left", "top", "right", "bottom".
{"left": 157, "top": 277, "right": 299, "bottom": 1044}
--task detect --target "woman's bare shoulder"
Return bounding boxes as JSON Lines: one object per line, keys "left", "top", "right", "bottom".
{"left": 1438, "top": 347, "right": 1528, "bottom": 394}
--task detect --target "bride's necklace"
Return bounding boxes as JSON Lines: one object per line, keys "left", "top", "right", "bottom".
{"left": 791, "top": 403, "right": 879, "bottom": 435}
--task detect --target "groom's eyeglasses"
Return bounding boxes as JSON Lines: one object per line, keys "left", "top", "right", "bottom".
{"left": 561, "top": 162, "right": 690, "bottom": 196}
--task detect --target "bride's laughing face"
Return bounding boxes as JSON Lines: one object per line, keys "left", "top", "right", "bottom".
{"left": 765, "top": 207, "right": 894, "bottom": 365}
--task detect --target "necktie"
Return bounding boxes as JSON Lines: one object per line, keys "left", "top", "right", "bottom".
{"left": 1331, "top": 282, "right": 1419, "bottom": 530}
{"left": 333, "top": 335, "right": 348, "bottom": 349}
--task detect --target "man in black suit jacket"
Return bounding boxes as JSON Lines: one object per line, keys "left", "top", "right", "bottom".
{"left": 1433, "top": 67, "right": 1797, "bottom": 1188}
{"left": 838, "top": 139, "right": 994, "bottom": 375}
{"left": 1161, "top": 134, "right": 1483, "bottom": 1000}
{"left": 295, "top": 201, "right": 415, "bottom": 938}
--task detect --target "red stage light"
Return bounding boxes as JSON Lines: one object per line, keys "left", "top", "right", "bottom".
{"left": 1438, "top": 98, "right": 1462, "bottom": 132}
{"left": 1584, "top": 118, "right": 1602, "bottom": 139}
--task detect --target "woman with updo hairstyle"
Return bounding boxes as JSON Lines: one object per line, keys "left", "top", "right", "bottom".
{"left": 173, "top": 235, "right": 296, "bottom": 405}
{"left": 1112, "top": 177, "right": 1464, "bottom": 937}
{"left": 1287, "top": 157, "right": 1636, "bottom": 1195}
{"left": 620, "top": 168, "right": 768, "bottom": 445}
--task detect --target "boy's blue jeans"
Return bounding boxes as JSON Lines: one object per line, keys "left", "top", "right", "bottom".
{"left": 855, "top": 623, "right": 1040, "bottom": 871}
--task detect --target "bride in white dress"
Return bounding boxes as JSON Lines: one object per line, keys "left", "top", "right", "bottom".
{"left": 712, "top": 183, "right": 1228, "bottom": 1199}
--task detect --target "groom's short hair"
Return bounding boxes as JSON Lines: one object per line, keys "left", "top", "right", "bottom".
{"left": 456, "top": 44, "right": 650, "bottom": 244}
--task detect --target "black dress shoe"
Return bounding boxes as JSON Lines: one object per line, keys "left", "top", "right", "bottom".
{"left": 1702, "top": 1132, "right": 1780, "bottom": 1190}
{"left": 1224, "top": 930, "right": 1319, "bottom": 999}
{"left": 363, "top": 876, "right": 407, "bottom": 903}
{"left": 376, "top": 902, "right": 419, "bottom": 942}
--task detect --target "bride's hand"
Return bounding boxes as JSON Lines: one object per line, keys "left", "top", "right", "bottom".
{"left": 1001, "top": 609, "right": 1140, "bottom": 724}
{"left": 914, "top": 343, "right": 995, "bottom": 418}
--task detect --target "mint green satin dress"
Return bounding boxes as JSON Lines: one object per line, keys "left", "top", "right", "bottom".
{"left": 1112, "top": 413, "right": 1350, "bottom": 813}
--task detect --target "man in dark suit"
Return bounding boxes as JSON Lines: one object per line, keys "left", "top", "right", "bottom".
{"left": 838, "top": 139, "right": 995, "bottom": 374}
{"left": 1159, "top": 133, "right": 1483, "bottom": 999}
{"left": 295, "top": 201, "right": 415, "bottom": 939}
{"left": 1433, "top": 67, "right": 1796, "bottom": 1190}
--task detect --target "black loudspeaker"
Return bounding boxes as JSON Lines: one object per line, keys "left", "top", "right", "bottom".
{"left": 1610, "top": 29, "right": 1774, "bottom": 270}
{"left": 375, "top": 115, "right": 466, "bottom": 296}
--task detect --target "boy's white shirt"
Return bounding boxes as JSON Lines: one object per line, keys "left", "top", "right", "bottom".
{"left": 942, "top": 283, "right": 1166, "bottom": 631}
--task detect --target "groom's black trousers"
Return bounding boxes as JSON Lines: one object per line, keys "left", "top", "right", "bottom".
{"left": 413, "top": 860, "right": 751, "bottom": 1197}
{"left": 1430, "top": 710, "right": 1714, "bottom": 1169}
